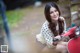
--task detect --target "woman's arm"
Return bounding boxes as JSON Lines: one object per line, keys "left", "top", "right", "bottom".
{"left": 40, "top": 21, "right": 55, "bottom": 48}
{"left": 53, "top": 26, "right": 77, "bottom": 42}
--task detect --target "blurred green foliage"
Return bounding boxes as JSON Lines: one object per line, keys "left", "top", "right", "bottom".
{"left": 71, "top": 5, "right": 78, "bottom": 12}
{"left": 6, "top": 7, "right": 32, "bottom": 28}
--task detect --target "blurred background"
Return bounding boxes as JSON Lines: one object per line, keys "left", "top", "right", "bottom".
{"left": 0, "top": 0, "right": 80, "bottom": 53}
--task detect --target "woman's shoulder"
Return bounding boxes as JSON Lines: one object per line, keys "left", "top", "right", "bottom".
{"left": 41, "top": 21, "right": 49, "bottom": 30}
{"left": 43, "top": 21, "right": 49, "bottom": 25}
{"left": 42, "top": 21, "right": 49, "bottom": 27}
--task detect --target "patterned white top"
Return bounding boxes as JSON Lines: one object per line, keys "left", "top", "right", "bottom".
{"left": 40, "top": 17, "right": 66, "bottom": 48}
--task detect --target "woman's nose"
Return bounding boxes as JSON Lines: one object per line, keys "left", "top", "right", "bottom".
{"left": 53, "top": 12, "right": 57, "bottom": 16}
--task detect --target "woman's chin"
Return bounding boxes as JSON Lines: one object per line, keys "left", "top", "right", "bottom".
{"left": 54, "top": 18, "right": 58, "bottom": 21}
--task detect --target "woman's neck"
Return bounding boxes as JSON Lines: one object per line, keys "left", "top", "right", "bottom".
{"left": 52, "top": 20, "right": 58, "bottom": 25}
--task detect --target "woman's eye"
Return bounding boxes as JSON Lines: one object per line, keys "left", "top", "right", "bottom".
{"left": 55, "top": 10, "right": 57, "bottom": 12}
{"left": 50, "top": 10, "right": 58, "bottom": 14}
{"left": 50, "top": 11, "right": 53, "bottom": 14}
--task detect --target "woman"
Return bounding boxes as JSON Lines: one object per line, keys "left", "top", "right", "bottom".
{"left": 36, "top": 2, "right": 68, "bottom": 53}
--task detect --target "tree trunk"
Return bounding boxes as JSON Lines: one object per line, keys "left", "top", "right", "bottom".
{"left": 58, "top": 0, "right": 71, "bottom": 28}
{"left": 78, "top": 4, "right": 80, "bottom": 17}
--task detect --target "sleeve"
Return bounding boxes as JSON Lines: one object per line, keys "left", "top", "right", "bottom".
{"left": 40, "top": 22, "right": 55, "bottom": 48}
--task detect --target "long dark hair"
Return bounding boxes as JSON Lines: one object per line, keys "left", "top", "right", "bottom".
{"left": 44, "top": 2, "right": 64, "bottom": 36}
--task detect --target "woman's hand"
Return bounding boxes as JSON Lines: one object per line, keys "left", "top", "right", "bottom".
{"left": 55, "top": 35, "right": 62, "bottom": 40}
{"left": 53, "top": 41, "right": 58, "bottom": 46}
{"left": 53, "top": 35, "right": 62, "bottom": 46}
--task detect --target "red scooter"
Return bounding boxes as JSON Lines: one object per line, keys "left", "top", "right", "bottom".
{"left": 53, "top": 26, "right": 80, "bottom": 53}
{"left": 62, "top": 26, "right": 80, "bottom": 53}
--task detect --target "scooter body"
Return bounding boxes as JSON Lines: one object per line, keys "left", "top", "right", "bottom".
{"left": 68, "top": 37, "right": 80, "bottom": 53}
{"left": 63, "top": 26, "right": 80, "bottom": 53}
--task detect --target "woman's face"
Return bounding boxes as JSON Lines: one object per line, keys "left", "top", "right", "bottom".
{"left": 50, "top": 7, "right": 59, "bottom": 21}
